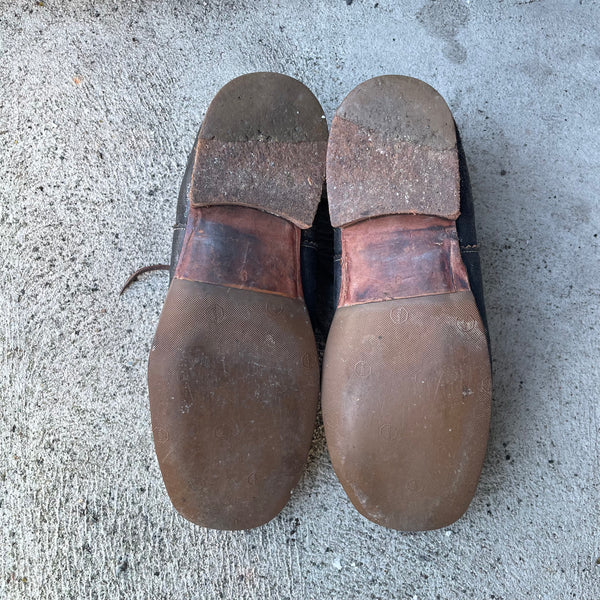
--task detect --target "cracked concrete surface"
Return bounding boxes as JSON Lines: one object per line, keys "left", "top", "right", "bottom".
{"left": 1, "top": 1, "right": 598, "bottom": 598}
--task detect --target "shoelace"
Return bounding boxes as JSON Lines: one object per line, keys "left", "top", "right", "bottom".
{"left": 120, "top": 264, "right": 170, "bottom": 295}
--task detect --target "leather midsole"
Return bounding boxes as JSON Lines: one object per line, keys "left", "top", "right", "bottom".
{"left": 338, "top": 214, "right": 470, "bottom": 306}
{"left": 175, "top": 205, "right": 302, "bottom": 298}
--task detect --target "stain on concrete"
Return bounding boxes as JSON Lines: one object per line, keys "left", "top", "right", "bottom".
{"left": 416, "top": 0, "right": 470, "bottom": 64}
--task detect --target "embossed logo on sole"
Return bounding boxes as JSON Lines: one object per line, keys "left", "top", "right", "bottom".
{"left": 456, "top": 318, "right": 476, "bottom": 332}
{"left": 214, "top": 422, "right": 241, "bottom": 440}
{"left": 207, "top": 304, "right": 225, "bottom": 324}
{"left": 405, "top": 479, "right": 424, "bottom": 494}
{"left": 390, "top": 306, "right": 409, "bottom": 324}
{"left": 264, "top": 334, "right": 277, "bottom": 354}
{"left": 266, "top": 302, "right": 284, "bottom": 316}
{"left": 379, "top": 423, "right": 398, "bottom": 441}
{"left": 152, "top": 427, "right": 169, "bottom": 444}
{"left": 354, "top": 361, "right": 371, "bottom": 377}
{"left": 301, "top": 352, "right": 315, "bottom": 369}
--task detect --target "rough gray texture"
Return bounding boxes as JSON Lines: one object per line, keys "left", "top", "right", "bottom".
{"left": 0, "top": 1, "right": 598, "bottom": 598}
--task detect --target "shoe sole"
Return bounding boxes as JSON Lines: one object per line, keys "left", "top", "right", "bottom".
{"left": 148, "top": 73, "right": 327, "bottom": 530}
{"left": 322, "top": 76, "right": 491, "bottom": 531}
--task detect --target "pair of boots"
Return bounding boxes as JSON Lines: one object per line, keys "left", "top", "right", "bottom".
{"left": 145, "top": 73, "right": 491, "bottom": 532}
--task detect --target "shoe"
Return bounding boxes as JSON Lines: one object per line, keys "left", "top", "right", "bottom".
{"left": 322, "top": 75, "right": 492, "bottom": 531}
{"left": 147, "top": 72, "right": 327, "bottom": 530}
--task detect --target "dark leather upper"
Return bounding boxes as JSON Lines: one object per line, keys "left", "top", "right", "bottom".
{"left": 169, "top": 133, "right": 198, "bottom": 281}
{"left": 455, "top": 127, "right": 489, "bottom": 336}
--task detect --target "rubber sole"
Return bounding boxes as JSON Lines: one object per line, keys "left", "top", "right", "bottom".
{"left": 322, "top": 76, "right": 491, "bottom": 531}
{"left": 148, "top": 73, "right": 326, "bottom": 529}
{"left": 149, "top": 280, "right": 319, "bottom": 529}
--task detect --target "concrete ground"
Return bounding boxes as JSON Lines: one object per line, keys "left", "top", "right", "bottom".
{"left": 1, "top": 1, "right": 598, "bottom": 598}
